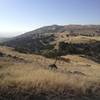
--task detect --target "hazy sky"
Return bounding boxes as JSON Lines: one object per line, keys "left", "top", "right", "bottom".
{"left": 0, "top": 0, "right": 100, "bottom": 37}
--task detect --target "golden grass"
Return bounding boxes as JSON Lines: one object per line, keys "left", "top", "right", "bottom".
{"left": 0, "top": 45, "right": 100, "bottom": 99}
{"left": 54, "top": 35, "right": 100, "bottom": 47}
{"left": 0, "top": 68, "right": 100, "bottom": 95}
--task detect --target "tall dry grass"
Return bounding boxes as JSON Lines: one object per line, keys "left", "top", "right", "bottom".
{"left": 0, "top": 68, "right": 100, "bottom": 100}
{"left": 0, "top": 46, "right": 100, "bottom": 100}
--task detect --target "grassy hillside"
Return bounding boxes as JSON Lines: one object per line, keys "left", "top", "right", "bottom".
{"left": 0, "top": 46, "right": 100, "bottom": 100}
{"left": 3, "top": 25, "right": 100, "bottom": 54}
{"left": 1, "top": 25, "right": 100, "bottom": 100}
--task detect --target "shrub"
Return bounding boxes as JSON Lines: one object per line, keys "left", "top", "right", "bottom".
{"left": 0, "top": 52, "right": 5, "bottom": 57}
{"left": 41, "top": 49, "right": 58, "bottom": 58}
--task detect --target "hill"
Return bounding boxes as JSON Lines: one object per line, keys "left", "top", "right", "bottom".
{"left": 3, "top": 25, "right": 100, "bottom": 62}
{"left": 0, "top": 37, "right": 11, "bottom": 43}
{"left": 0, "top": 25, "right": 100, "bottom": 100}
{"left": 0, "top": 46, "right": 100, "bottom": 100}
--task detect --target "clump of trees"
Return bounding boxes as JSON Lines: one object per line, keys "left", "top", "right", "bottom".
{"left": 41, "top": 41, "right": 100, "bottom": 61}
{"left": 41, "top": 49, "right": 58, "bottom": 58}
{"left": 14, "top": 47, "right": 30, "bottom": 54}
{"left": 13, "top": 40, "right": 100, "bottom": 63}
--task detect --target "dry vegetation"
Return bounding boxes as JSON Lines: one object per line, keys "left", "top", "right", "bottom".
{"left": 0, "top": 44, "right": 100, "bottom": 100}
{"left": 55, "top": 34, "right": 100, "bottom": 44}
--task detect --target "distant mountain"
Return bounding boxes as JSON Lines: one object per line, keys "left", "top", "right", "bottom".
{"left": 0, "top": 37, "right": 11, "bottom": 43}
{"left": 3, "top": 25, "right": 100, "bottom": 54}
{"left": 3, "top": 25, "right": 62, "bottom": 52}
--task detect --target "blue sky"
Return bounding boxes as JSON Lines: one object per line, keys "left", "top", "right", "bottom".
{"left": 0, "top": 0, "right": 100, "bottom": 37}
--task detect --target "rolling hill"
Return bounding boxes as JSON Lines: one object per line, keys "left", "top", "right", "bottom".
{"left": 3, "top": 25, "right": 100, "bottom": 62}
{"left": 3, "top": 25, "right": 100, "bottom": 48}
{"left": 0, "top": 37, "right": 11, "bottom": 43}
{"left": 0, "top": 45, "right": 100, "bottom": 100}
{"left": 0, "top": 25, "right": 100, "bottom": 100}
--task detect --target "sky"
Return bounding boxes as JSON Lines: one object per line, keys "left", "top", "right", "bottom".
{"left": 0, "top": 0, "right": 100, "bottom": 37}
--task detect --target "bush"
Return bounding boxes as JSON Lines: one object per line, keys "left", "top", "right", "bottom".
{"left": 41, "top": 49, "right": 58, "bottom": 58}
{"left": 0, "top": 52, "right": 5, "bottom": 57}
{"left": 14, "top": 47, "right": 29, "bottom": 54}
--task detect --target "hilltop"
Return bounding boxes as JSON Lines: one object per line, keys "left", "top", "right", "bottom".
{"left": 3, "top": 25, "right": 100, "bottom": 62}
{"left": 4, "top": 25, "right": 100, "bottom": 49}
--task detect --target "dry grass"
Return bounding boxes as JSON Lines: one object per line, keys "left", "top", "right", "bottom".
{"left": 0, "top": 46, "right": 100, "bottom": 100}
{"left": 0, "top": 68, "right": 100, "bottom": 99}
{"left": 55, "top": 35, "right": 100, "bottom": 44}
{"left": 0, "top": 68, "right": 100, "bottom": 100}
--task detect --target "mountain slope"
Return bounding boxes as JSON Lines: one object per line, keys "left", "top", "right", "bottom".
{"left": 0, "top": 37, "right": 11, "bottom": 43}
{"left": 4, "top": 25, "right": 100, "bottom": 55}
{"left": 4, "top": 25, "right": 63, "bottom": 53}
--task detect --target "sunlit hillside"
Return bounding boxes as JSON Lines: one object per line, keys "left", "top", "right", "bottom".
{"left": 0, "top": 44, "right": 100, "bottom": 100}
